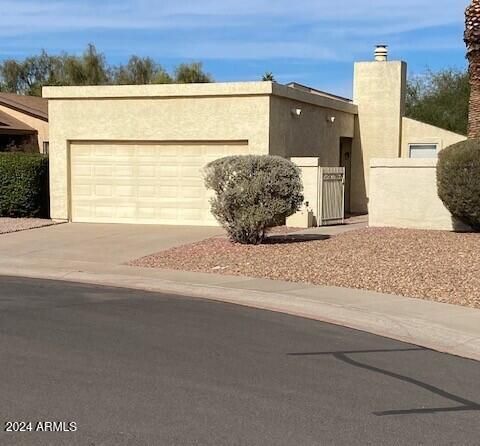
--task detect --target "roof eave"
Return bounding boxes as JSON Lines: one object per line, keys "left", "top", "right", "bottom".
{"left": 0, "top": 99, "right": 48, "bottom": 121}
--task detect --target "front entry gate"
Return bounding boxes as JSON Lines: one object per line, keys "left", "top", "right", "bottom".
{"left": 319, "top": 167, "right": 345, "bottom": 226}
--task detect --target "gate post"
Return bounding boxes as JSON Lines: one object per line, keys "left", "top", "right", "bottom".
{"left": 287, "top": 157, "right": 320, "bottom": 227}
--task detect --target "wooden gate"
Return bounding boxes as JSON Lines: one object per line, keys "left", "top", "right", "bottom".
{"left": 318, "top": 167, "right": 345, "bottom": 226}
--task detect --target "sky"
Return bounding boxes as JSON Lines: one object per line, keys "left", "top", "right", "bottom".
{"left": 0, "top": 0, "right": 470, "bottom": 97}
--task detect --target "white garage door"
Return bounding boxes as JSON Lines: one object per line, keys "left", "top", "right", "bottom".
{"left": 70, "top": 142, "right": 248, "bottom": 225}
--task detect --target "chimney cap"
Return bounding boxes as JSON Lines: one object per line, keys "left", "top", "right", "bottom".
{"left": 374, "top": 44, "right": 389, "bottom": 61}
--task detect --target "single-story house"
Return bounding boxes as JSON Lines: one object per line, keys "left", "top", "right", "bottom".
{"left": 43, "top": 46, "right": 466, "bottom": 226}
{"left": 0, "top": 93, "right": 49, "bottom": 153}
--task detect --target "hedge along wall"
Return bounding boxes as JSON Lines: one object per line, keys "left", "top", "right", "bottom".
{"left": 0, "top": 153, "right": 49, "bottom": 218}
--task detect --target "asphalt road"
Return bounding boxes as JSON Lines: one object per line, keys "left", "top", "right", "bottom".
{"left": 0, "top": 277, "right": 479, "bottom": 446}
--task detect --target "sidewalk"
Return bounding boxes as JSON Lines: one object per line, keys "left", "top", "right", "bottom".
{"left": 1, "top": 253, "right": 479, "bottom": 362}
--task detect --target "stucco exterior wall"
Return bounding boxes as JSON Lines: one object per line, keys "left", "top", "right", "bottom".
{"left": 269, "top": 92, "right": 355, "bottom": 225}
{"left": 268, "top": 95, "right": 355, "bottom": 165}
{"left": 401, "top": 117, "right": 466, "bottom": 157}
{"left": 0, "top": 103, "right": 49, "bottom": 151}
{"left": 352, "top": 61, "right": 407, "bottom": 214}
{"left": 369, "top": 158, "right": 468, "bottom": 231}
{"left": 288, "top": 157, "right": 321, "bottom": 226}
{"left": 44, "top": 84, "right": 272, "bottom": 220}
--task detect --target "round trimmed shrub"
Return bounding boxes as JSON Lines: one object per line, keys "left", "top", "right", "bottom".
{"left": 204, "top": 155, "right": 304, "bottom": 244}
{"left": 437, "top": 139, "right": 480, "bottom": 231}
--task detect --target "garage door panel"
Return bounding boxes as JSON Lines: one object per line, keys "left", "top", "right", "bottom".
{"left": 70, "top": 142, "right": 248, "bottom": 225}
{"left": 94, "top": 185, "right": 113, "bottom": 197}
{"left": 138, "top": 185, "right": 156, "bottom": 197}
{"left": 181, "top": 187, "right": 203, "bottom": 199}
{"left": 114, "top": 165, "right": 136, "bottom": 177}
{"left": 71, "top": 164, "right": 92, "bottom": 177}
{"left": 156, "top": 186, "right": 178, "bottom": 198}
{"left": 158, "top": 165, "right": 180, "bottom": 177}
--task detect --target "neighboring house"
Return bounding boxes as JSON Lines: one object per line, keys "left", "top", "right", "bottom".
{"left": 43, "top": 46, "right": 466, "bottom": 226}
{"left": 0, "top": 93, "right": 49, "bottom": 153}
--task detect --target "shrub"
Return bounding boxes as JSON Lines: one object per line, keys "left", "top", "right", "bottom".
{"left": 0, "top": 153, "right": 49, "bottom": 218}
{"left": 204, "top": 155, "right": 303, "bottom": 244}
{"left": 437, "top": 139, "right": 480, "bottom": 231}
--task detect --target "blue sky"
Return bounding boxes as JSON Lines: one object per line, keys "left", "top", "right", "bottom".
{"left": 0, "top": 0, "right": 470, "bottom": 97}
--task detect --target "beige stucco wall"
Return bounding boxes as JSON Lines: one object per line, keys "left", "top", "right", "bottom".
{"left": 369, "top": 158, "right": 469, "bottom": 231}
{"left": 269, "top": 89, "right": 355, "bottom": 225}
{"left": 401, "top": 117, "right": 466, "bottom": 157}
{"left": 44, "top": 83, "right": 273, "bottom": 221}
{"left": 44, "top": 81, "right": 359, "bottom": 222}
{"left": 269, "top": 95, "right": 355, "bottom": 165}
{"left": 351, "top": 60, "right": 407, "bottom": 214}
{"left": 0, "top": 104, "right": 49, "bottom": 152}
{"left": 288, "top": 157, "right": 320, "bottom": 226}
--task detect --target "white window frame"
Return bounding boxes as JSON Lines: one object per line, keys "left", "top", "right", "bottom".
{"left": 408, "top": 143, "right": 439, "bottom": 159}
{"left": 42, "top": 141, "right": 49, "bottom": 155}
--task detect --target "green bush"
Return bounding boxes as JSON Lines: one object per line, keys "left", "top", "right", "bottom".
{"left": 437, "top": 139, "right": 480, "bottom": 231}
{"left": 204, "top": 155, "right": 303, "bottom": 244}
{"left": 0, "top": 153, "right": 49, "bottom": 218}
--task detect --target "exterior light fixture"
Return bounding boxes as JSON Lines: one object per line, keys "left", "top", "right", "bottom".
{"left": 291, "top": 108, "right": 302, "bottom": 117}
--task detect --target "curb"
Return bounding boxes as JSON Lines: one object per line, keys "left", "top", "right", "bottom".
{"left": 1, "top": 266, "right": 479, "bottom": 363}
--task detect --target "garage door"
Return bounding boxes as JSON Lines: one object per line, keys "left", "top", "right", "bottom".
{"left": 70, "top": 142, "right": 248, "bottom": 225}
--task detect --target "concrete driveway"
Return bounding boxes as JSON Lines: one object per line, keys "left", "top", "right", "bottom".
{"left": 0, "top": 223, "right": 222, "bottom": 265}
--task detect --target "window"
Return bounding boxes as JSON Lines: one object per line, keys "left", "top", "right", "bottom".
{"left": 42, "top": 141, "right": 49, "bottom": 155}
{"left": 409, "top": 144, "right": 438, "bottom": 159}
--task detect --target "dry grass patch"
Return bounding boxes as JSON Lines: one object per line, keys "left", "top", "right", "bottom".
{"left": 131, "top": 228, "right": 480, "bottom": 309}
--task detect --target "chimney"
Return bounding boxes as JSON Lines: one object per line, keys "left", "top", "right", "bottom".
{"left": 374, "top": 44, "right": 388, "bottom": 61}
{"left": 352, "top": 44, "right": 406, "bottom": 213}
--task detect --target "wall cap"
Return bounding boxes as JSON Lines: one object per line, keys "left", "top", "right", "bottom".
{"left": 43, "top": 81, "right": 358, "bottom": 115}
{"left": 370, "top": 158, "right": 438, "bottom": 168}
{"left": 290, "top": 157, "right": 321, "bottom": 167}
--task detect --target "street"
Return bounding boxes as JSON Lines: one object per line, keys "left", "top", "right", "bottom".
{"left": 0, "top": 276, "right": 479, "bottom": 445}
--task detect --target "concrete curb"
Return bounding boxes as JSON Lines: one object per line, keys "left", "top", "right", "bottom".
{"left": 1, "top": 265, "right": 479, "bottom": 363}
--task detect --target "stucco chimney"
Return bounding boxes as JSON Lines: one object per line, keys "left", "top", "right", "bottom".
{"left": 351, "top": 46, "right": 406, "bottom": 213}
{"left": 374, "top": 44, "right": 388, "bottom": 61}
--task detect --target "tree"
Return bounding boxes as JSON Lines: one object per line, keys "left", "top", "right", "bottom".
{"left": 79, "top": 44, "right": 109, "bottom": 85}
{"left": 0, "top": 51, "right": 62, "bottom": 95}
{"left": 113, "top": 56, "right": 171, "bottom": 85}
{"left": 406, "top": 69, "right": 469, "bottom": 135}
{"left": 0, "top": 46, "right": 214, "bottom": 95}
{"left": 62, "top": 55, "right": 87, "bottom": 86}
{"left": 0, "top": 45, "right": 110, "bottom": 93}
{"left": 465, "top": 0, "right": 480, "bottom": 138}
{"left": 262, "top": 72, "right": 275, "bottom": 82}
{"left": 174, "top": 62, "right": 212, "bottom": 83}
{"left": 0, "top": 59, "right": 24, "bottom": 93}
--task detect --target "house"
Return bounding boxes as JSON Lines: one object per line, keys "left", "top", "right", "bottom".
{"left": 0, "top": 93, "right": 49, "bottom": 153}
{"left": 43, "top": 46, "right": 466, "bottom": 226}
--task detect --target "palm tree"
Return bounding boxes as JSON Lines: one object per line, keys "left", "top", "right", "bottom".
{"left": 262, "top": 72, "right": 275, "bottom": 82}
{"left": 465, "top": 0, "right": 480, "bottom": 138}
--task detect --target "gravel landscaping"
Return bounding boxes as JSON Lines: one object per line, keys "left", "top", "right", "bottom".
{"left": 0, "top": 218, "right": 57, "bottom": 234}
{"left": 131, "top": 227, "right": 480, "bottom": 309}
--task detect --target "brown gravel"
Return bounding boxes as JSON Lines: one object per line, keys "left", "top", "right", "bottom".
{"left": 0, "top": 217, "right": 57, "bottom": 234}
{"left": 131, "top": 227, "right": 480, "bottom": 309}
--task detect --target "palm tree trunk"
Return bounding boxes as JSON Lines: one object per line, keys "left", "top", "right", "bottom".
{"left": 468, "top": 50, "right": 480, "bottom": 138}
{"left": 466, "top": 1, "right": 480, "bottom": 138}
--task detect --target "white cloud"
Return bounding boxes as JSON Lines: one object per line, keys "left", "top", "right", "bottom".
{"left": 0, "top": 0, "right": 469, "bottom": 61}
{"left": 0, "top": 0, "right": 466, "bottom": 30}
